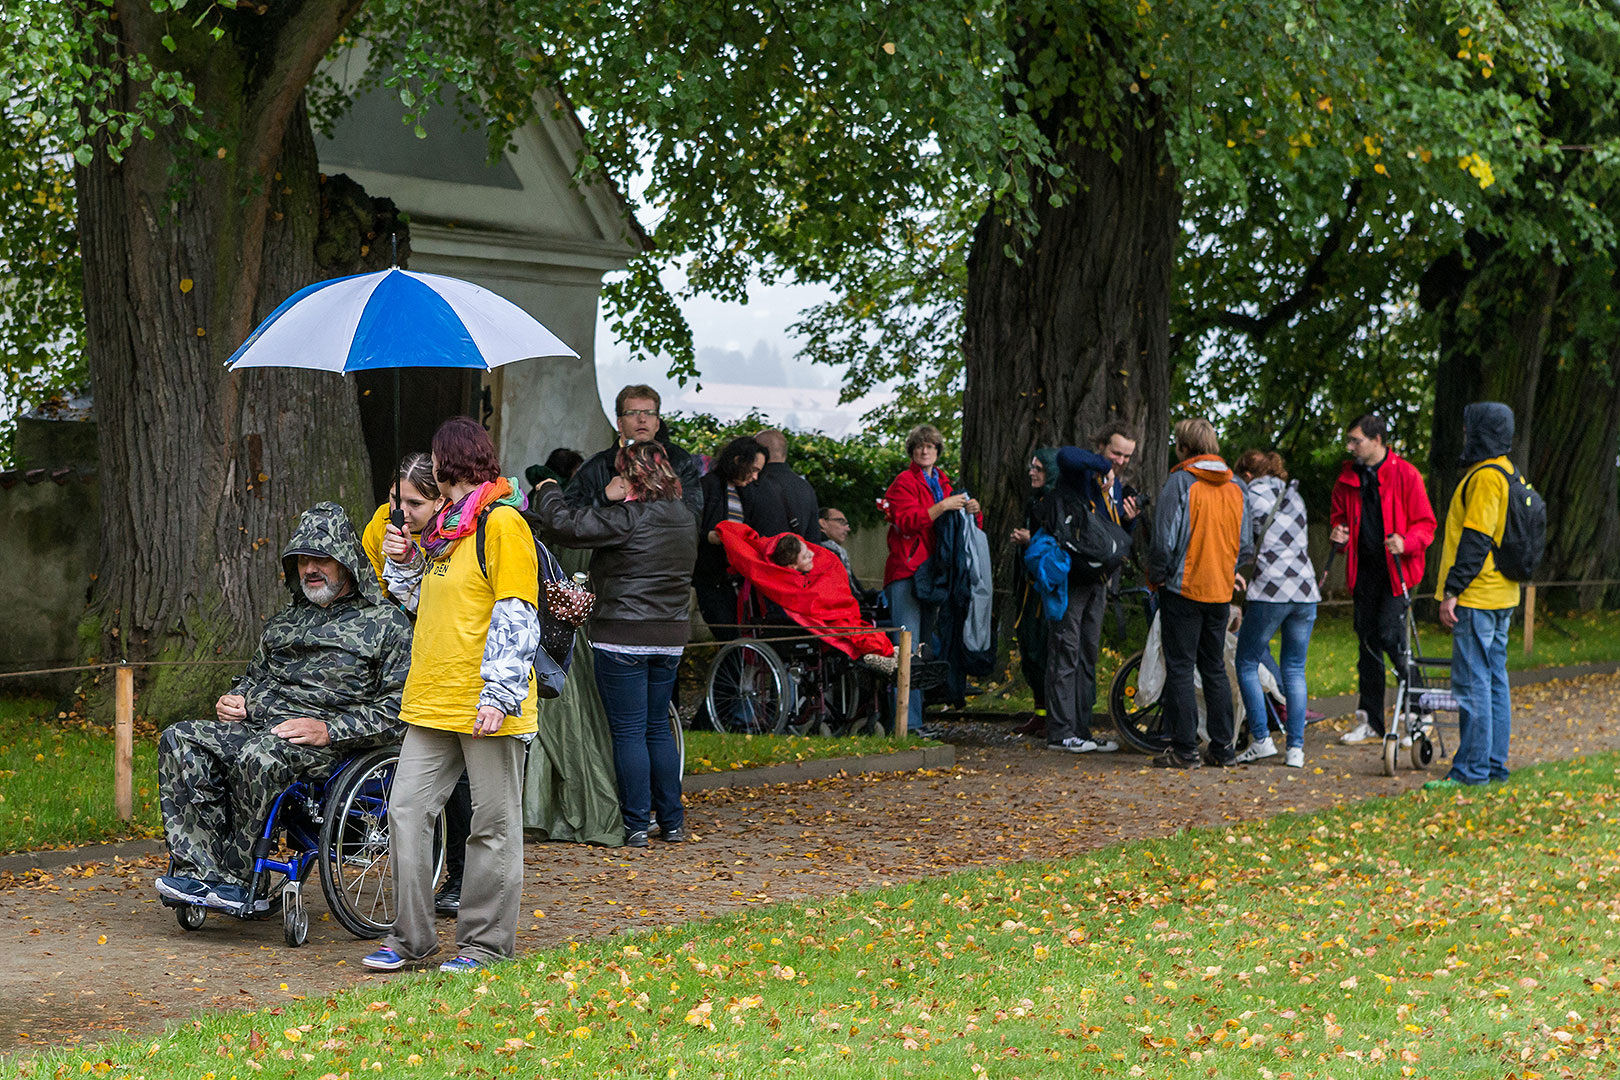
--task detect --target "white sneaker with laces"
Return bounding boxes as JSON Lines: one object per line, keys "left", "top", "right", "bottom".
{"left": 1234, "top": 737, "right": 1277, "bottom": 764}
{"left": 1339, "top": 711, "right": 1378, "bottom": 744}
{"left": 1284, "top": 747, "right": 1305, "bottom": 768}
{"left": 1076, "top": 737, "right": 1119, "bottom": 754}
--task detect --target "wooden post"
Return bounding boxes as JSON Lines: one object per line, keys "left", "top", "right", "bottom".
{"left": 114, "top": 665, "right": 134, "bottom": 821}
{"left": 1523, "top": 584, "right": 1536, "bottom": 657}
{"left": 895, "top": 628, "right": 913, "bottom": 739}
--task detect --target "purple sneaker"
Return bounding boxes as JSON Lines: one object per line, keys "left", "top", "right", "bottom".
{"left": 439, "top": 955, "right": 489, "bottom": 974}
{"left": 362, "top": 947, "right": 409, "bottom": 971}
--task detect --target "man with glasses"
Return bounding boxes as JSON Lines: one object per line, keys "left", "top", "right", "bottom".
{"left": 818, "top": 506, "right": 865, "bottom": 598}
{"left": 563, "top": 384, "right": 704, "bottom": 519}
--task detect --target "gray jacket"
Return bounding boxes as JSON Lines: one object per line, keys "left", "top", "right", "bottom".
{"left": 529, "top": 485, "right": 699, "bottom": 647}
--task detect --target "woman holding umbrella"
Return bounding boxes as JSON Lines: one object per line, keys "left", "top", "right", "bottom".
{"left": 362, "top": 417, "right": 538, "bottom": 974}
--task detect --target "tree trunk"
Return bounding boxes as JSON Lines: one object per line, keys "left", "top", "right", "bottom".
{"left": 962, "top": 82, "right": 1178, "bottom": 555}
{"left": 76, "top": 0, "right": 397, "bottom": 721}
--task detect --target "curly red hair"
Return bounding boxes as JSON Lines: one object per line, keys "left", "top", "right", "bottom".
{"left": 431, "top": 417, "right": 501, "bottom": 487}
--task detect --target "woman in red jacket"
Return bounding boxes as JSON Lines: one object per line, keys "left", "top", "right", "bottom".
{"left": 882, "top": 424, "right": 980, "bottom": 735}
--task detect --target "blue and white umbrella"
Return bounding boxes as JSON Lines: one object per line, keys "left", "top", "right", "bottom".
{"left": 225, "top": 266, "right": 578, "bottom": 372}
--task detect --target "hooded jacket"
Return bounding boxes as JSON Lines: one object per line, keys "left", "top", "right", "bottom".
{"left": 1148, "top": 455, "right": 1252, "bottom": 603}
{"left": 1329, "top": 450, "right": 1436, "bottom": 596}
{"left": 1435, "top": 402, "right": 1522, "bottom": 610}
{"left": 232, "top": 502, "right": 413, "bottom": 752}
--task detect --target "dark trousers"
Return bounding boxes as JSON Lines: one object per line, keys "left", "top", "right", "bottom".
{"left": 441, "top": 773, "right": 472, "bottom": 887}
{"left": 1015, "top": 585, "right": 1051, "bottom": 711}
{"left": 1160, "top": 589, "right": 1233, "bottom": 760}
{"left": 1046, "top": 581, "right": 1107, "bottom": 743}
{"left": 695, "top": 579, "right": 740, "bottom": 642}
{"left": 593, "top": 648, "right": 684, "bottom": 835}
{"left": 1353, "top": 566, "right": 1409, "bottom": 732}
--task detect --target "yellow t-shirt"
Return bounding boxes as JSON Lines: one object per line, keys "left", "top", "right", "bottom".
{"left": 400, "top": 506, "right": 540, "bottom": 735}
{"left": 1434, "top": 456, "right": 1522, "bottom": 611}
{"left": 361, "top": 503, "right": 390, "bottom": 587}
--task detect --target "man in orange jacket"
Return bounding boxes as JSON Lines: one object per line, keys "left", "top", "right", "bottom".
{"left": 1147, "top": 418, "right": 1253, "bottom": 768}
{"left": 1328, "top": 414, "right": 1436, "bottom": 745}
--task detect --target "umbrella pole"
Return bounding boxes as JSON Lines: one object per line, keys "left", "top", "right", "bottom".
{"left": 390, "top": 368, "right": 403, "bottom": 530}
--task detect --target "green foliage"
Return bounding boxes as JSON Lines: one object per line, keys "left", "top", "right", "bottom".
{"left": 661, "top": 411, "right": 911, "bottom": 529}
{"left": 683, "top": 731, "right": 937, "bottom": 775}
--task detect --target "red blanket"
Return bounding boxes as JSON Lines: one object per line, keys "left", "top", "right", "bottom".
{"left": 716, "top": 522, "right": 894, "bottom": 659}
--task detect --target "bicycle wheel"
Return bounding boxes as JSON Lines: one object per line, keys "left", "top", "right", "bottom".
{"left": 1108, "top": 650, "right": 1172, "bottom": 754}
{"left": 704, "top": 639, "right": 792, "bottom": 734}
{"left": 669, "top": 700, "right": 686, "bottom": 777}
{"left": 317, "top": 747, "right": 445, "bottom": 939}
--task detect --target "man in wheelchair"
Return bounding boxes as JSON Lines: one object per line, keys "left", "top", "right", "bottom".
{"left": 155, "top": 502, "right": 413, "bottom": 915}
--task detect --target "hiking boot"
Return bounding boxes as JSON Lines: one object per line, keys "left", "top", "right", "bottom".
{"left": 1234, "top": 737, "right": 1278, "bottom": 764}
{"left": 1150, "top": 751, "right": 1201, "bottom": 770}
{"left": 1202, "top": 749, "right": 1236, "bottom": 768}
{"left": 1339, "top": 711, "right": 1379, "bottom": 744}
{"left": 1284, "top": 747, "right": 1305, "bottom": 768}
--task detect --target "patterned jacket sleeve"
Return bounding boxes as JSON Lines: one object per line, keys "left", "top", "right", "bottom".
{"left": 479, "top": 597, "right": 540, "bottom": 716}
{"left": 381, "top": 544, "right": 426, "bottom": 613}
{"left": 322, "top": 617, "right": 411, "bottom": 752}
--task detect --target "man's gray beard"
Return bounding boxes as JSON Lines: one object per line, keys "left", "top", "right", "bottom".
{"left": 302, "top": 578, "right": 344, "bottom": 607}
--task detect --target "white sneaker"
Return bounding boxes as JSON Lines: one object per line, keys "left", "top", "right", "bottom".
{"left": 1077, "top": 737, "right": 1119, "bottom": 754}
{"left": 1398, "top": 733, "right": 1414, "bottom": 748}
{"left": 1234, "top": 737, "right": 1277, "bottom": 764}
{"left": 1339, "top": 712, "right": 1378, "bottom": 744}
{"left": 1284, "top": 747, "right": 1305, "bottom": 768}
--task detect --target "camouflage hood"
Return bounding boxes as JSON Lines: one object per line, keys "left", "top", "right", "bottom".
{"left": 280, "top": 501, "right": 385, "bottom": 607}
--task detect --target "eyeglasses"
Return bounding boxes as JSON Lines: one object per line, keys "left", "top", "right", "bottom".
{"left": 619, "top": 409, "right": 658, "bottom": 419}
{"left": 825, "top": 517, "right": 849, "bottom": 526}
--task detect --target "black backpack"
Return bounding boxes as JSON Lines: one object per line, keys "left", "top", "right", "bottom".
{"left": 1049, "top": 487, "right": 1131, "bottom": 584}
{"left": 473, "top": 507, "right": 577, "bottom": 699}
{"left": 1463, "top": 463, "right": 1547, "bottom": 582}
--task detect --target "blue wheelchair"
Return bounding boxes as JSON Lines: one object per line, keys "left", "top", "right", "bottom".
{"left": 159, "top": 745, "right": 444, "bottom": 947}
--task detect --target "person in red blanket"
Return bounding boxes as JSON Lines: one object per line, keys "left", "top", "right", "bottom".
{"left": 715, "top": 522, "right": 898, "bottom": 673}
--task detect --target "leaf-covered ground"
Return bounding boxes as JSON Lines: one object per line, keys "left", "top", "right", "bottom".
{"left": 8, "top": 704, "right": 1620, "bottom": 1077}
{"left": 2, "top": 671, "right": 1618, "bottom": 1066}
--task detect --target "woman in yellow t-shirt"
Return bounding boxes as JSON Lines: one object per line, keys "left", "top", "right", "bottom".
{"left": 363, "top": 417, "right": 539, "bottom": 976}
{"left": 361, "top": 453, "right": 446, "bottom": 599}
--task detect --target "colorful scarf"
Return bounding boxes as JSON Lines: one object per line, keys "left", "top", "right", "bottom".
{"left": 419, "top": 476, "right": 527, "bottom": 561}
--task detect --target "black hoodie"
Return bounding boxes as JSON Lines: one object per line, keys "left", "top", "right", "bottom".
{"left": 1438, "top": 403, "right": 1519, "bottom": 604}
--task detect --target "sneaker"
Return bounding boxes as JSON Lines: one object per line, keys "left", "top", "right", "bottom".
{"left": 1150, "top": 751, "right": 1201, "bottom": 769}
{"left": 1284, "top": 747, "right": 1305, "bottom": 768}
{"left": 1234, "top": 737, "right": 1278, "bottom": 764}
{"left": 1202, "top": 749, "right": 1236, "bottom": 768}
{"left": 1047, "top": 737, "right": 1086, "bottom": 753}
{"left": 1073, "top": 737, "right": 1119, "bottom": 753}
{"left": 155, "top": 875, "right": 210, "bottom": 904}
{"left": 625, "top": 830, "right": 649, "bottom": 848}
{"left": 657, "top": 826, "right": 686, "bottom": 843}
{"left": 439, "top": 955, "right": 489, "bottom": 974}
{"left": 362, "top": 947, "right": 410, "bottom": 972}
{"left": 1422, "top": 777, "right": 1465, "bottom": 792}
{"left": 205, "top": 882, "right": 270, "bottom": 914}
{"left": 1339, "top": 712, "right": 1378, "bottom": 744}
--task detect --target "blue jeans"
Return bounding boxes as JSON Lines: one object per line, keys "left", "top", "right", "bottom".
{"left": 884, "top": 576, "right": 937, "bottom": 732}
{"left": 593, "top": 648, "right": 684, "bottom": 835}
{"left": 1235, "top": 601, "right": 1317, "bottom": 749}
{"left": 1447, "top": 606, "right": 1514, "bottom": 785}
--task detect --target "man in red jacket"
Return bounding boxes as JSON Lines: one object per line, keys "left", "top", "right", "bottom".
{"left": 1328, "top": 414, "right": 1437, "bottom": 744}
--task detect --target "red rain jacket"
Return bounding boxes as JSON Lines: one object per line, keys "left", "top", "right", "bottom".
{"left": 1328, "top": 452, "right": 1437, "bottom": 597}
{"left": 716, "top": 522, "right": 894, "bottom": 659}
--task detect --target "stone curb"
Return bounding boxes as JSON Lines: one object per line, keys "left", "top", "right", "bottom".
{"left": 0, "top": 838, "right": 164, "bottom": 875}
{"left": 683, "top": 744, "right": 956, "bottom": 792}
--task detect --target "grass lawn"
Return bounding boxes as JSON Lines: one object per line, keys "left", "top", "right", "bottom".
{"left": 0, "top": 697, "right": 161, "bottom": 853}
{"left": 991, "top": 605, "right": 1620, "bottom": 714}
{"left": 684, "top": 732, "right": 938, "bottom": 775}
{"left": 15, "top": 752, "right": 1620, "bottom": 1078}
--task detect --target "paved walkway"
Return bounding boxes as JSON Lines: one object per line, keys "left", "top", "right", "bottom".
{"left": 3, "top": 672, "right": 1617, "bottom": 1053}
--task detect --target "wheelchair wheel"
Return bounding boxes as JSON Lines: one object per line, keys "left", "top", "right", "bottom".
{"left": 705, "top": 640, "right": 792, "bottom": 734}
{"left": 176, "top": 903, "right": 206, "bottom": 932}
{"left": 1108, "top": 650, "right": 1171, "bottom": 755}
{"left": 317, "top": 746, "right": 445, "bottom": 940}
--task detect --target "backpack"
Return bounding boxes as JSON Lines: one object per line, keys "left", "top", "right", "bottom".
{"left": 1463, "top": 463, "right": 1547, "bottom": 582}
{"left": 474, "top": 507, "right": 583, "bottom": 699}
{"left": 1049, "top": 486, "right": 1131, "bottom": 585}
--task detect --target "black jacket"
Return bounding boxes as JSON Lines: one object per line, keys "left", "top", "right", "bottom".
{"left": 562, "top": 436, "right": 705, "bottom": 521}
{"left": 530, "top": 485, "right": 699, "bottom": 648}
{"left": 747, "top": 462, "right": 823, "bottom": 542}
{"left": 694, "top": 470, "right": 737, "bottom": 586}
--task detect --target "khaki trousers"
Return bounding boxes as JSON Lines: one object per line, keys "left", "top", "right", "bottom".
{"left": 385, "top": 725, "right": 526, "bottom": 965}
